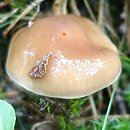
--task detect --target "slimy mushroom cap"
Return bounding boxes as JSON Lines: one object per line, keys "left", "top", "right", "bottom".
{"left": 6, "top": 15, "right": 121, "bottom": 99}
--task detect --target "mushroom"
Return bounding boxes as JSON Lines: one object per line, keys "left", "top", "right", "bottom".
{"left": 6, "top": 15, "right": 121, "bottom": 99}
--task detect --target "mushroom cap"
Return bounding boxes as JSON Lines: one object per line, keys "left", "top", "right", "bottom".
{"left": 6, "top": 15, "right": 121, "bottom": 99}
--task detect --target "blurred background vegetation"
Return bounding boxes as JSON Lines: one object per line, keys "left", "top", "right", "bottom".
{"left": 0, "top": 0, "right": 130, "bottom": 130}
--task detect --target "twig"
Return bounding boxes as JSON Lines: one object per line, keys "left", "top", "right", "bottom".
{"left": 3, "top": 0, "right": 44, "bottom": 36}
{"left": 83, "top": 0, "right": 96, "bottom": 22}
{"left": 89, "top": 96, "right": 98, "bottom": 116}
{"left": 0, "top": 8, "right": 18, "bottom": 23}
{"left": 62, "top": 0, "right": 68, "bottom": 15}
{"left": 105, "top": 22, "right": 119, "bottom": 41}
{"left": 70, "top": 0, "right": 80, "bottom": 16}
{"left": 52, "top": 0, "right": 65, "bottom": 15}
{"left": 98, "top": 0, "right": 104, "bottom": 29}
{"left": 118, "top": 38, "right": 125, "bottom": 51}
{"left": 28, "top": 4, "right": 40, "bottom": 27}
{"left": 107, "top": 86, "right": 112, "bottom": 98}
{"left": 21, "top": 101, "right": 45, "bottom": 118}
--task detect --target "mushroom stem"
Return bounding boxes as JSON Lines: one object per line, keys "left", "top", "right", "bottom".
{"left": 97, "top": 0, "right": 105, "bottom": 111}
{"left": 70, "top": 0, "right": 80, "bottom": 16}
{"left": 89, "top": 96, "right": 98, "bottom": 116}
{"left": 52, "top": 0, "right": 68, "bottom": 15}
{"left": 97, "top": 91, "right": 103, "bottom": 110}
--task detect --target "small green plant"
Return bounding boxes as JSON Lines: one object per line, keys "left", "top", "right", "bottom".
{"left": 0, "top": 99, "right": 16, "bottom": 130}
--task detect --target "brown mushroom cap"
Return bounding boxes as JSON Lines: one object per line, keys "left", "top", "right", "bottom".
{"left": 6, "top": 15, "right": 121, "bottom": 99}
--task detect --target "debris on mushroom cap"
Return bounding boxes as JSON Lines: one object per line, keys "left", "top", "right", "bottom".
{"left": 6, "top": 15, "right": 122, "bottom": 99}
